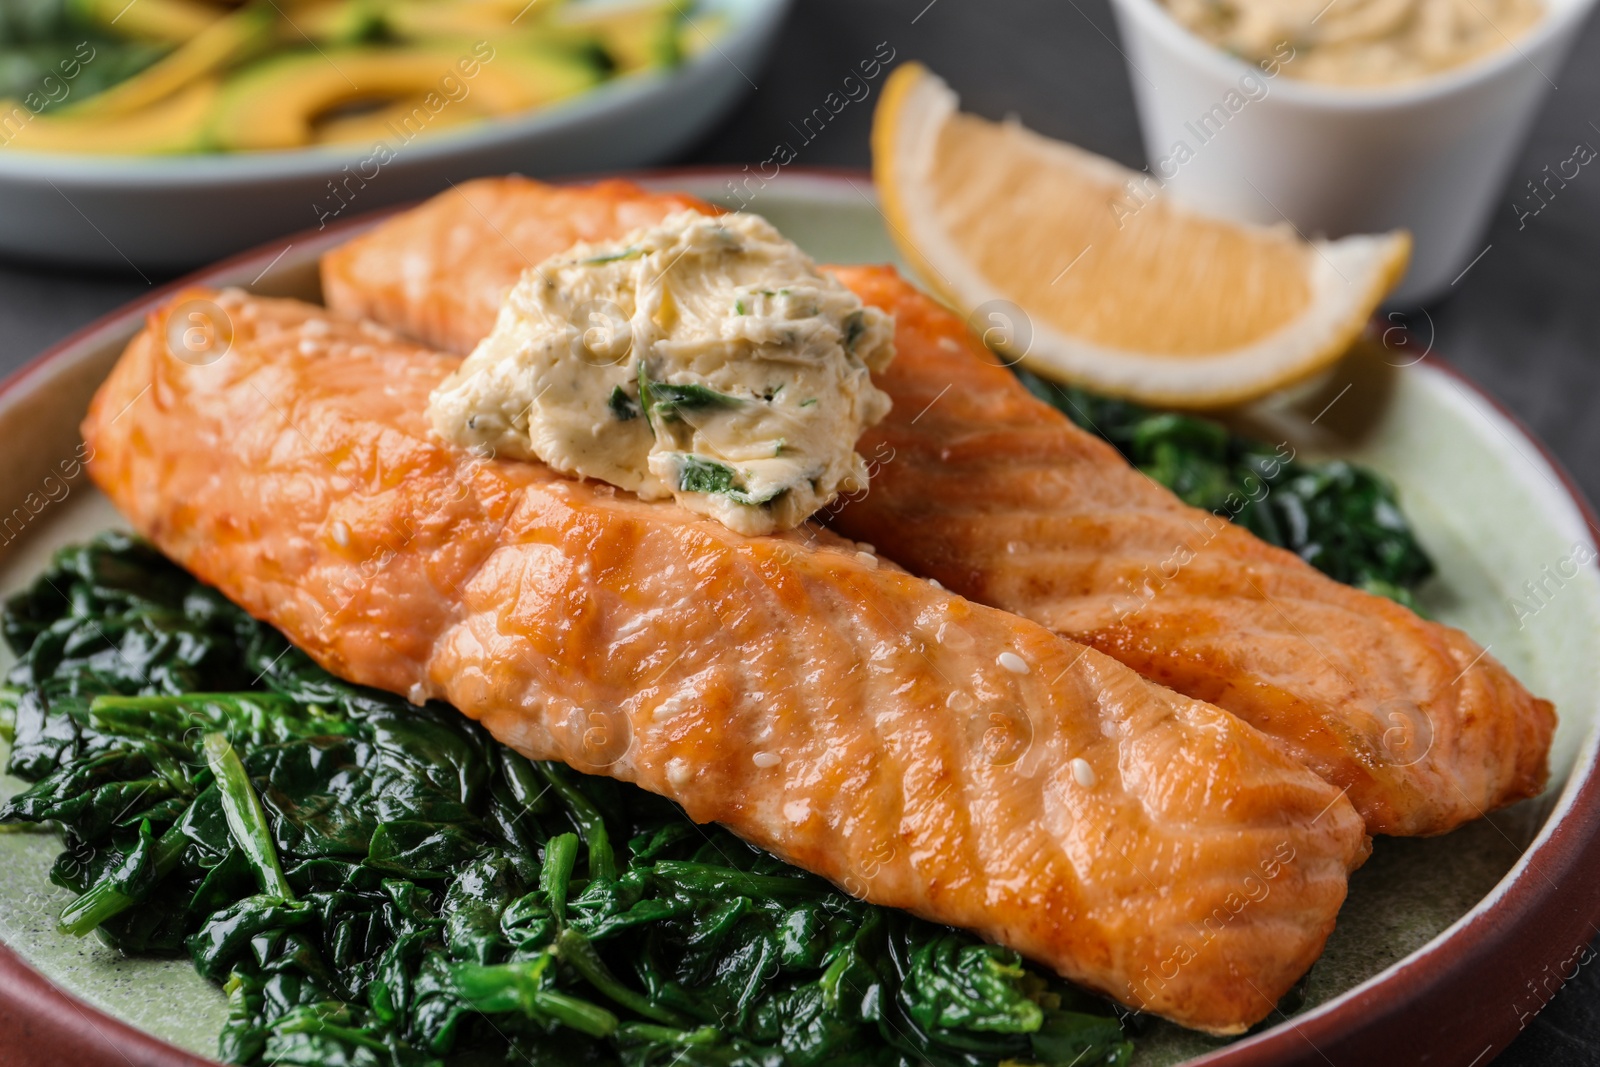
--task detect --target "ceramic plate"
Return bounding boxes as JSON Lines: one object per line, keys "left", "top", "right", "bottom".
{"left": 1, "top": 170, "right": 1598, "bottom": 1067}
{"left": 0, "top": 0, "right": 790, "bottom": 271}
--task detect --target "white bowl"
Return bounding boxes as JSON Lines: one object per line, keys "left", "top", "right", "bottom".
{"left": 1106, "top": 0, "right": 1598, "bottom": 304}
{"left": 0, "top": 0, "right": 790, "bottom": 273}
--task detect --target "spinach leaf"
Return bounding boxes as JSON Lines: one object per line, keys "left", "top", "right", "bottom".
{"left": 0, "top": 533, "right": 1134, "bottom": 1067}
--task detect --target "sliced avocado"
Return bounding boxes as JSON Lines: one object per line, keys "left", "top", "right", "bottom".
{"left": 59, "top": 3, "right": 275, "bottom": 119}
{"left": 210, "top": 43, "right": 601, "bottom": 151}
{"left": 555, "top": 1, "right": 685, "bottom": 73}
{"left": 0, "top": 75, "right": 218, "bottom": 153}
{"left": 68, "top": 0, "right": 221, "bottom": 43}
{"left": 291, "top": 0, "right": 385, "bottom": 44}
{"left": 380, "top": 1, "right": 609, "bottom": 69}
{"left": 382, "top": 0, "right": 541, "bottom": 38}
{"left": 315, "top": 92, "right": 488, "bottom": 144}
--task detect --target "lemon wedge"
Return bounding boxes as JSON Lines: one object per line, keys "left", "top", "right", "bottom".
{"left": 871, "top": 62, "right": 1412, "bottom": 408}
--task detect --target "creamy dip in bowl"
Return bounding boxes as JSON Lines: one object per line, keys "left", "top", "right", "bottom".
{"left": 1163, "top": 0, "right": 1545, "bottom": 86}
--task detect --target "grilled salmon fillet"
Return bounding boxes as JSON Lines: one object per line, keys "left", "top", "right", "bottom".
{"left": 826, "top": 266, "right": 1555, "bottom": 838}
{"left": 83, "top": 288, "right": 1369, "bottom": 1036}
{"left": 322, "top": 177, "right": 715, "bottom": 356}
{"left": 320, "top": 177, "right": 1554, "bottom": 838}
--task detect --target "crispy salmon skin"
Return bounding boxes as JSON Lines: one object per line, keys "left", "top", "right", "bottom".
{"left": 83, "top": 287, "right": 1369, "bottom": 1036}
{"left": 322, "top": 177, "right": 1555, "bottom": 838}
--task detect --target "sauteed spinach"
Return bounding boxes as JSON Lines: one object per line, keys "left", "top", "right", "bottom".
{"left": 1017, "top": 371, "right": 1434, "bottom": 607}
{"left": 0, "top": 534, "right": 1134, "bottom": 1067}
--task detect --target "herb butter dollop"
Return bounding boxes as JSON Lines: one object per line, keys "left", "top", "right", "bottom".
{"left": 428, "top": 210, "right": 896, "bottom": 536}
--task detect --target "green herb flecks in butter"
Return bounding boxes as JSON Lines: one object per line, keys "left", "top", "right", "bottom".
{"left": 429, "top": 210, "right": 896, "bottom": 536}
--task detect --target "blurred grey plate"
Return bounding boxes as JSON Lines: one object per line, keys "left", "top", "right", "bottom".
{"left": 0, "top": 0, "right": 789, "bottom": 272}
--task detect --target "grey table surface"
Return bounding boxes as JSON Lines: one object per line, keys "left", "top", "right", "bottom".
{"left": 1, "top": 0, "right": 1598, "bottom": 1062}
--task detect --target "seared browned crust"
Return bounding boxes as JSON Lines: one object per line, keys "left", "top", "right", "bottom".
{"left": 830, "top": 265, "right": 1555, "bottom": 837}
{"left": 321, "top": 177, "right": 716, "bottom": 357}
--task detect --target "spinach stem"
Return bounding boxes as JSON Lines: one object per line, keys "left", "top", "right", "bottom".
{"left": 537, "top": 762, "right": 616, "bottom": 881}
{"left": 651, "top": 860, "right": 819, "bottom": 900}
{"left": 534, "top": 989, "right": 621, "bottom": 1037}
{"left": 451, "top": 956, "right": 621, "bottom": 1037}
{"left": 557, "top": 927, "right": 687, "bottom": 1026}
{"left": 541, "top": 832, "right": 579, "bottom": 925}
{"left": 274, "top": 1012, "right": 391, "bottom": 1052}
{"left": 57, "top": 819, "right": 190, "bottom": 936}
{"left": 202, "top": 732, "right": 294, "bottom": 902}
{"left": 619, "top": 1022, "right": 722, "bottom": 1045}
